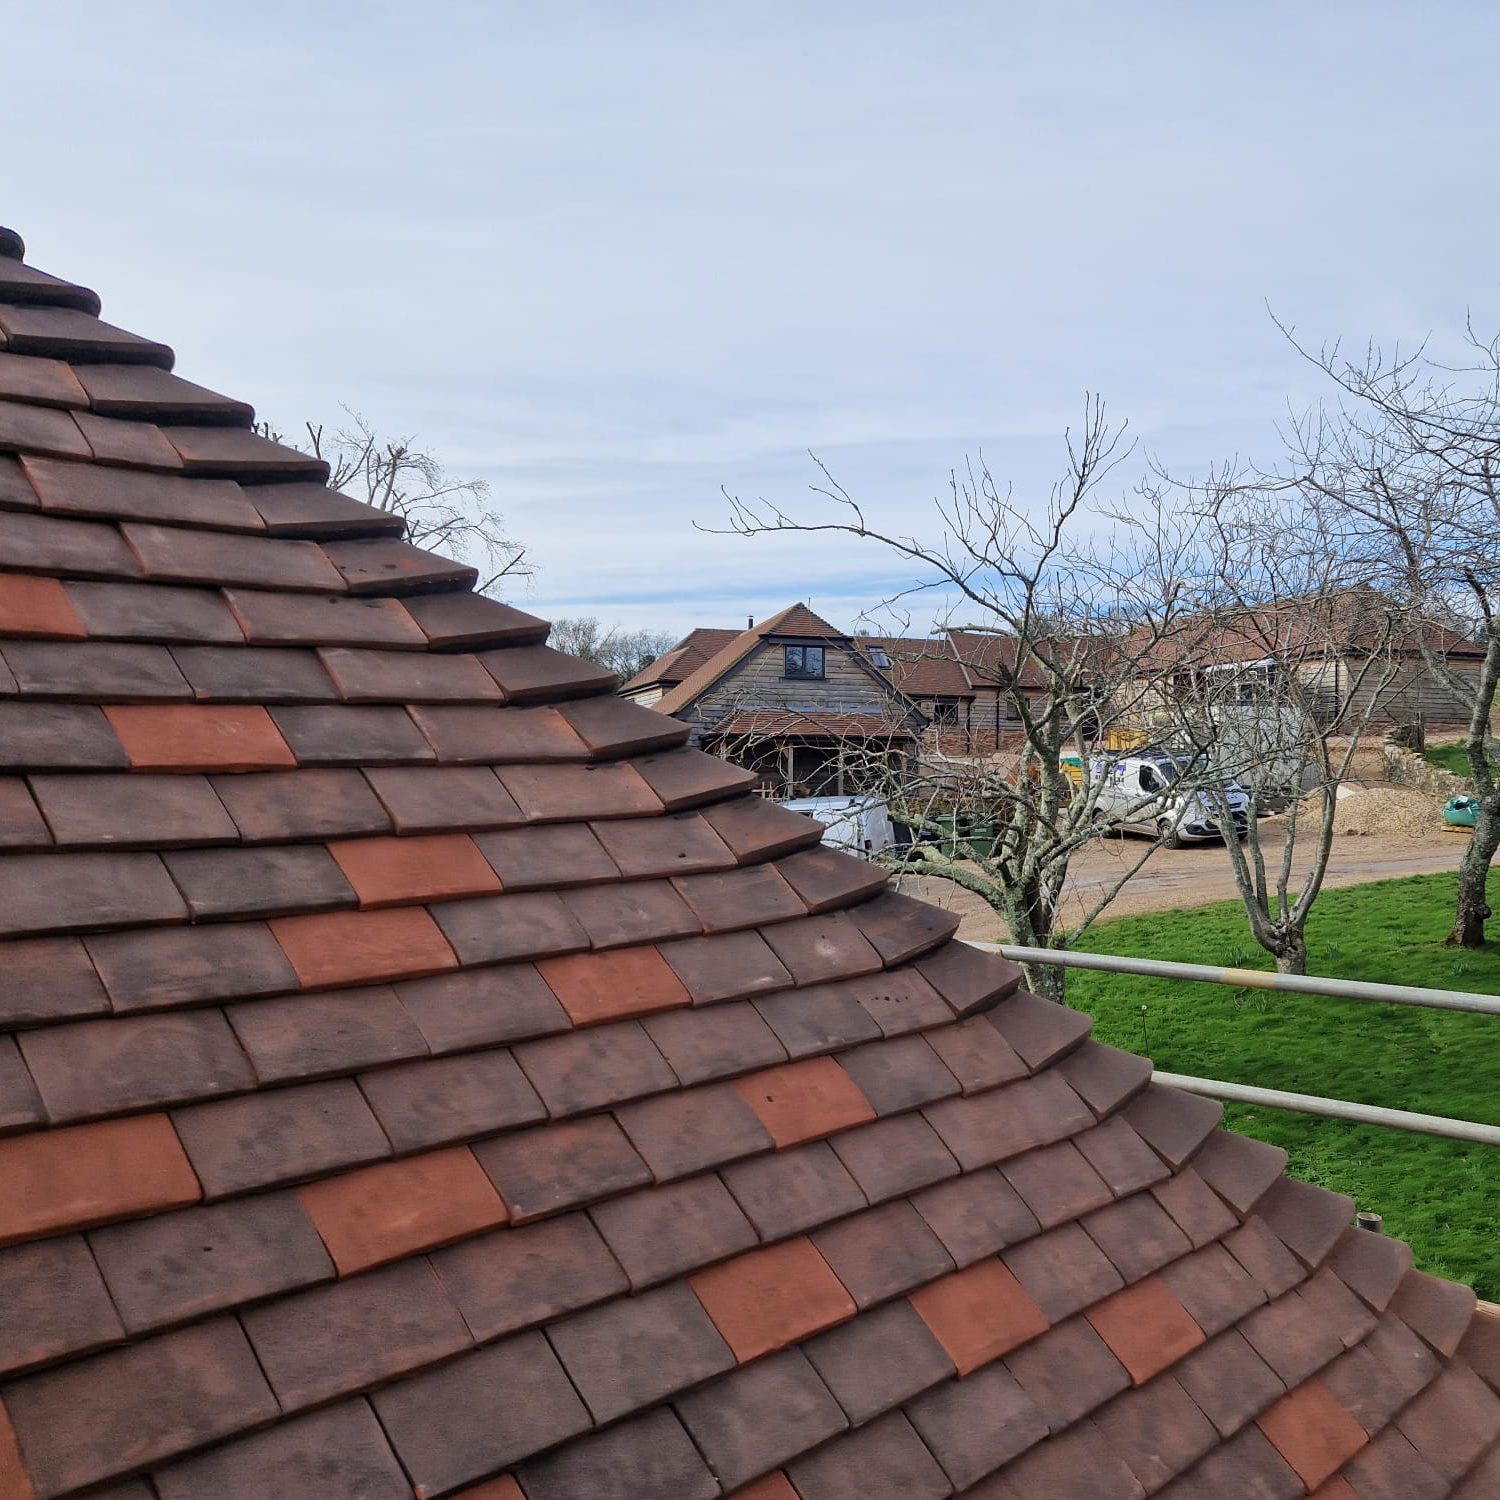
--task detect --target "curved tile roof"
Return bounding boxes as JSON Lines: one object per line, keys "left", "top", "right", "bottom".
{"left": 0, "top": 226, "right": 1496, "bottom": 1500}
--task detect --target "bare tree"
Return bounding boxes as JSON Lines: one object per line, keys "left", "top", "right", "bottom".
{"left": 258, "top": 411, "right": 529, "bottom": 592}
{"left": 551, "top": 616, "right": 678, "bottom": 680}
{"left": 717, "top": 399, "right": 1224, "bottom": 1001}
{"left": 1271, "top": 326, "right": 1500, "bottom": 947}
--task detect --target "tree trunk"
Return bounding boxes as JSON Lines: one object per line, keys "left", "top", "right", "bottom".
{"left": 1274, "top": 926, "right": 1308, "bottom": 975}
{"left": 1447, "top": 798, "right": 1500, "bottom": 948}
{"left": 1009, "top": 891, "right": 1068, "bottom": 1004}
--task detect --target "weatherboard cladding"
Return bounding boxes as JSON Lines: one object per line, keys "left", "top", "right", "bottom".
{"left": 0, "top": 225, "right": 1492, "bottom": 1500}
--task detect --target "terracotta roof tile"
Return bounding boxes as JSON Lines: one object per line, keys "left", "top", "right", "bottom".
{"left": 0, "top": 229, "right": 1476, "bottom": 1499}
{"left": 1256, "top": 1376, "right": 1369, "bottom": 1489}
{"left": 690, "top": 1236, "right": 856, "bottom": 1361}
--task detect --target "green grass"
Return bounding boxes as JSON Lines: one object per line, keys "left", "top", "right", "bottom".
{"left": 1424, "top": 743, "right": 1473, "bottom": 777}
{"left": 1068, "top": 870, "right": 1500, "bottom": 1297}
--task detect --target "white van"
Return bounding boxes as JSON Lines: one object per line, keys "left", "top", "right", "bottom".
{"left": 1090, "top": 752, "right": 1250, "bottom": 848}
{"left": 781, "top": 795, "right": 897, "bottom": 859}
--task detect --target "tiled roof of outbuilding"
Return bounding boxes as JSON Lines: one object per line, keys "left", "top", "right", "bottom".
{"left": 0, "top": 226, "right": 1497, "bottom": 1500}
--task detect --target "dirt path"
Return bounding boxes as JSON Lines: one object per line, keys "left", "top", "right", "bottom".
{"left": 892, "top": 829, "right": 1477, "bottom": 945}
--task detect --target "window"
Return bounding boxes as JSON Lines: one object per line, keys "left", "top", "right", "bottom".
{"left": 784, "top": 645, "right": 825, "bottom": 679}
{"left": 925, "top": 699, "right": 960, "bottom": 726}
{"left": 867, "top": 647, "right": 892, "bottom": 668}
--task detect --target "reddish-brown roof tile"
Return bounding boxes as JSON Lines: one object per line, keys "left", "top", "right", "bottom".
{"left": 104, "top": 703, "right": 297, "bottom": 771}
{"left": 1256, "top": 1377, "right": 1368, "bottom": 1489}
{"left": 1086, "top": 1276, "right": 1206, "bottom": 1385}
{"left": 269, "top": 905, "right": 458, "bottom": 988}
{"left": 690, "top": 1237, "right": 856, "bottom": 1361}
{"left": 537, "top": 943, "right": 691, "bottom": 1024}
{"left": 909, "top": 1258, "right": 1050, "bottom": 1375}
{"left": 0, "top": 573, "right": 85, "bottom": 637}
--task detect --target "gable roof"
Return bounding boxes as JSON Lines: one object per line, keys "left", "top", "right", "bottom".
{"left": 0, "top": 226, "right": 1495, "bottom": 1500}
{"left": 619, "top": 627, "right": 739, "bottom": 696}
{"left": 654, "top": 602, "right": 850, "bottom": 716}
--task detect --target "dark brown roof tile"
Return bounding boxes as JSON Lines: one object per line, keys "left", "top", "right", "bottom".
{"left": 1056, "top": 1044, "right": 1146, "bottom": 1116}
{"left": 85, "top": 922, "right": 299, "bottom": 1011}
{"left": 1159, "top": 1242, "right": 1267, "bottom": 1338}
{"left": 591, "top": 1173, "right": 757, "bottom": 1289}
{"left": 760, "top": 910, "right": 884, "bottom": 985}
{"left": 473, "top": 1113, "right": 651, "bottom": 1221}
{"left": 3, "top": 638, "right": 191, "bottom": 699}
{"left": 1390, "top": 1267, "right": 1478, "bottom": 1355}
{"left": 690, "top": 1237, "right": 856, "bottom": 1361}
{"left": 0, "top": 254, "right": 100, "bottom": 312}
{"left": 921, "top": 1014, "right": 1027, "bottom": 1094}
{"left": 1338, "top": 1428, "right": 1447, "bottom": 1500}
{"left": 0, "top": 936, "right": 111, "bottom": 1027}
{"left": 71, "top": 362, "right": 252, "bottom": 424}
{"left": 431, "top": 1211, "right": 628, "bottom": 1342}
{"left": 518, "top": 1407, "right": 720, "bottom": 1500}
{"left": 1096, "top": 1374, "right": 1220, "bottom": 1491}
{"left": 19, "top": 1010, "right": 254, "bottom": 1122}
{"left": 675, "top": 1348, "right": 847, "bottom": 1492}
{"left": 0, "top": 1234, "right": 125, "bottom": 1375}
{"left": 67, "top": 576, "right": 245, "bottom": 645}
{"left": 923, "top": 1070, "right": 1094, "bottom": 1171}
{"left": 0, "top": 1036, "right": 43, "bottom": 1134}
{"left": 1189, "top": 1132, "right": 1289, "bottom": 1216}
{"left": 0, "top": 848, "right": 186, "bottom": 937}
{"left": 1152, "top": 1165, "right": 1239, "bottom": 1247}
{"left": 32, "top": 771, "right": 237, "bottom": 848}
{"left": 1002, "top": 1140, "right": 1114, "bottom": 1230}
{"left": 0, "top": 777, "right": 47, "bottom": 848}
{"left": 1175, "top": 1327, "right": 1287, "bottom": 1440}
{"left": 1073, "top": 1116, "right": 1171, "bottom": 1196}
{"left": 0, "top": 397, "right": 92, "bottom": 459}
{"left": 514, "top": 1020, "right": 675, "bottom": 1117}
{"left": 803, "top": 1298, "right": 954, "bottom": 1426}
{"left": 173, "top": 1077, "right": 389, "bottom": 1198}
{"left": 1004, "top": 1221, "right": 1125, "bottom": 1324}
{"left": 174, "top": 643, "right": 339, "bottom": 702}
{"left": 631, "top": 746, "right": 758, "bottom": 809}
{"left": 362, "top": 1048, "right": 547, "bottom": 1150}
{"left": 773, "top": 845, "right": 889, "bottom": 912}
{"left": 1124, "top": 1083, "right": 1224, "bottom": 1170}
{"left": 661, "top": 929, "right": 795, "bottom": 1003}
{"left": 322, "top": 535, "right": 479, "bottom": 595}
{"left": 1396, "top": 1362, "right": 1500, "bottom": 1483}
{"left": 1320, "top": 1337, "right": 1415, "bottom": 1435}
{"left": 1082, "top": 1189, "right": 1193, "bottom": 1281}
{"left": 0, "top": 509, "right": 142, "bottom": 578}
{"left": 911, "top": 1168, "right": 1038, "bottom": 1267}
{"left": 642, "top": 1000, "right": 788, "bottom": 1084}
{"left": 242, "top": 1257, "right": 471, "bottom": 1409}
{"left": 151, "top": 1401, "right": 411, "bottom": 1500}
{"left": 160, "top": 424, "right": 328, "bottom": 479}
{"left": 474, "top": 821, "right": 619, "bottom": 887}
{"left": 497, "top": 760, "right": 662, "bottom": 820}
{"left": 1158, "top": 1424, "right": 1303, "bottom": 1499}
{"left": 165, "top": 843, "right": 356, "bottom": 920}
{"left": 73, "top": 411, "right": 184, "bottom": 470}
{"left": 556, "top": 693, "right": 690, "bottom": 755}
{"left": 89, "top": 1190, "right": 333, "bottom": 1334}
{"left": 245, "top": 483, "right": 404, "bottom": 538}
{"left": 831, "top": 1113, "right": 958, "bottom": 1204}
{"left": 227, "top": 985, "right": 426, "bottom": 1083}
{"left": 847, "top": 889, "right": 960, "bottom": 965}
{"left": 1004, "top": 1315, "right": 1130, "bottom": 1434}
{"left": 122, "top": 520, "right": 343, "bottom": 591}
{"left": 914, "top": 940, "right": 1022, "bottom": 1017}
{"left": 550, "top": 1279, "right": 734, "bottom": 1423}
{"left": 0, "top": 352, "right": 87, "bottom": 408}
{"left": 320, "top": 644, "right": 502, "bottom": 703}
{"left": 674, "top": 861, "right": 806, "bottom": 930}
{"left": 480, "top": 644, "right": 616, "bottom": 701}
{"left": 1326, "top": 1225, "right": 1413, "bottom": 1312}
{"left": 906, "top": 1360, "right": 1050, "bottom": 1490}
{"left": 297, "top": 1147, "right": 508, "bottom": 1274}
{"left": 0, "top": 701, "right": 128, "bottom": 770}
{"left": 408, "top": 701, "right": 586, "bottom": 762}
{"left": 987, "top": 990, "right": 1094, "bottom": 1069}
{"left": 722, "top": 1139, "right": 865, "bottom": 1239}
{"left": 1256, "top": 1177, "right": 1356, "bottom": 1270}
{"left": 810, "top": 1199, "right": 955, "bottom": 1308}
{"left": 700, "top": 793, "right": 825, "bottom": 861}
{"left": 403, "top": 590, "right": 548, "bottom": 648}
{"left": 224, "top": 587, "right": 423, "bottom": 648}
{"left": 394, "top": 963, "right": 570, "bottom": 1054}
{"left": 618, "top": 1080, "right": 773, "bottom": 1183}
{"left": 589, "top": 810, "right": 734, "bottom": 878}
{"left": 22, "top": 456, "right": 262, "bottom": 532}
{"left": 270, "top": 704, "right": 435, "bottom": 764}
{"left": 836, "top": 1033, "right": 959, "bottom": 1114}
{"left": 0, "top": 1319, "right": 276, "bottom": 1496}
{"left": 1239, "top": 1285, "right": 1347, "bottom": 1386}
{"left": 754, "top": 979, "right": 884, "bottom": 1060}
{"left": 787, "top": 1409, "right": 952, "bottom": 1500}
{"left": 564, "top": 876, "right": 703, "bottom": 948}
{"left": 210, "top": 766, "right": 392, "bottom": 841}
{"left": 909, "top": 1257, "right": 1050, "bottom": 1375}
{"left": 370, "top": 1332, "right": 591, "bottom": 1496}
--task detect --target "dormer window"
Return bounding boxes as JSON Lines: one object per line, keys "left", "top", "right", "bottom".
{"left": 867, "top": 647, "right": 892, "bottom": 668}
{"left": 784, "top": 645, "right": 825, "bottom": 679}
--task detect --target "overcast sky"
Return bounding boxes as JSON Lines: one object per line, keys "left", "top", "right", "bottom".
{"left": 8, "top": 2, "right": 1500, "bottom": 640}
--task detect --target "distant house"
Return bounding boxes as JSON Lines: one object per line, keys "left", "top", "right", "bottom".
{"left": 622, "top": 605, "right": 1049, "bottom": 792}
{"left": 621, "top": 604, "right": 926, "bottom": 796}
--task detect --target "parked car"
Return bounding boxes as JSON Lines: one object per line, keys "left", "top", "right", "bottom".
{"left": 781, "top": 795, "right": 897, "bottom": 858}
{"left": 1090, "top": 752, "right": 1250, "bottom": 848}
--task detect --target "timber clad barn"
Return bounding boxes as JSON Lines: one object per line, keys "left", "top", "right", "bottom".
{"left": 0, "top": 227, "right": 1497, "bottom": 1499}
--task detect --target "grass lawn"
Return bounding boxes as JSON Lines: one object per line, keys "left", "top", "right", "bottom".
{"left": 1424, "top": 743, "right": 1473, "bottom": 777}
{"left": 1068, "top": 870, "right": 1500, "bottom": 1298}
